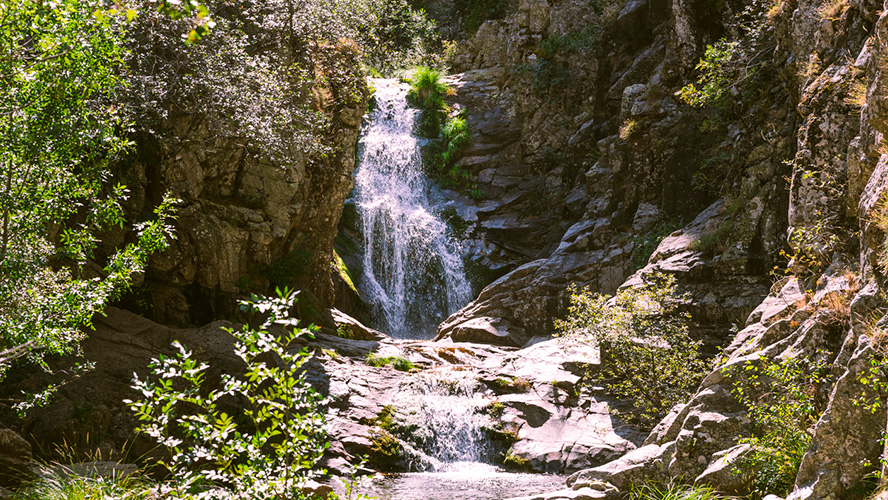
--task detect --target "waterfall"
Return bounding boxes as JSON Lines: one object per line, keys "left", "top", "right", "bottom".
{"left": 353, "top": 79, "right": 472, "bottom": 339}
{"left": 393, "top": 369, "right": 502, "bottom": 471}
{"left": 410, "top": 372, "right": 491, "bottom": 467}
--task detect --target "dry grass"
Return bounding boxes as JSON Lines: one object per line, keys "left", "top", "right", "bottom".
{"left": 869, "top": 191, "right": 888, "bottom": 273}
{"left": 844, "top": 81, "right": 867, "bottom": 109}
{"left": 870, "top": 318, "right": 888, "bottom": 355}
{"left": 821, "top": 292, "right": 850, "bottom": 325}
{"left": 619, "top": 119, "right": 640, "bottom": 140}
{"left": 818, "top": 0, "right": 849, "bottom": 20}
{"left": 512, "top": 377, "right": 532, "bottom": 392}
{"left": 767, "top": 0, "right": 787, "bottom": 22}
{"left": 860, "top": 305, "right": 888, "bottom": 355}
{"left": 798, "top": 55, "right": 822, "bottom": 81}
{"left": 815, "top": 272, "right": 859, "bottom": 328}
{"left": 876, "top": 139, "right": 888, "bottom": 157}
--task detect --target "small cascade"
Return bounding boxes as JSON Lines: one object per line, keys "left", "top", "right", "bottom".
{"left": 353, "top": 79, "right": 472, "bottom": 339}
{"left": 393, "top": 369, "right": 502, "bottom": 471}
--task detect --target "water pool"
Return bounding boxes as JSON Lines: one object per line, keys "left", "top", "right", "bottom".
{"left": 361, "top": 462, "right": 566, "bottom": 500}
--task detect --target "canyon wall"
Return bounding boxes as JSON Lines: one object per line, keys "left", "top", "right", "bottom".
{"left": 437, "top": 0, "right": 888, "bottom": 496}
{"left": 112, "top": 40, "right": 369, "bottom": 327}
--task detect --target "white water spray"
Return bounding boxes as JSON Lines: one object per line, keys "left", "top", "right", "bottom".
{"left": 391, "top": 368, "right": 501, "bottom": 471}
{"left": 353, "top": 79, "right": 472, "bottom": 339}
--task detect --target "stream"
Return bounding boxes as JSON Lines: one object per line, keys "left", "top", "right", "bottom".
{"left": 348, "top": 79, "right": 566, "bottom": 499}
{"left": 365, "top": 463, "right": 566, "bottom": 500}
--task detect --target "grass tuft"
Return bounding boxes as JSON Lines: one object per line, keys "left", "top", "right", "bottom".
{"left": 18, "top": 464, "right": 150, "bottom": 500}
{"left": 366, "top": 353, "right": 416, "bottom": 372}
{"left": 627, "top": 481, "right": 729, "bottom": 500}
{"left": 407, "top": 67, "right": 449, "bottom": 110}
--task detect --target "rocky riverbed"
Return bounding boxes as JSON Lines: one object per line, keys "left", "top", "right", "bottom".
{"left": 2, "top": 305, "right": 644, "bottom": 495}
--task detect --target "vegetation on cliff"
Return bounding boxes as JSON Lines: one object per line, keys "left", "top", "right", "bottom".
{"left": 0, "top": 0, "right": 444, "bottom": 386}
{"left": 556, "top": 274, "right": 709, "bottom": 426}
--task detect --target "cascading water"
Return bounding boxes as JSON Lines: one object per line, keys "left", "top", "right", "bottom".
{"left": 394, "top": 369, "right": 499, "bottom": 470}
{"left": 353, "top": 79, "right": 472, "bottom": 339}
{"left": 365, "top": 369, "right": 567, "bottom": 499}
{"left": 350, "top": 80, "right": 567, "bottom": 499}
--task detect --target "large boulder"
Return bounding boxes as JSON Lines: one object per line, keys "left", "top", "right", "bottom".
{"left": 0, "top": 430, "right": 34, "bottom": 489}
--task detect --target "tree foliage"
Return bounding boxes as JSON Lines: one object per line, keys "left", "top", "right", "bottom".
{"left": 125, "top": 0, "right": 333, "bottom": 164}
{"left": 555, "top": 274, "right": 708, "bottom": 426}
{"left": 676, "top": 3, "right": 775, "bottom": 110}
{"left": 357, "top": 0, "right": 439, "bottom": 74}
{"left": 127, "top": 290, "right": 327, "bottom": 499}
{"left": 126, "top": 0, "right": 437, "bottom": 163}
{"left": 0, "top": 0, "right": 176, "bottom": 383}
{"left": 729, "top": 355, "right": 831, "bottom": 497}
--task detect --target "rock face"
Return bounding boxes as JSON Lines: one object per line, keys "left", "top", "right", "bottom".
{"left": 429, "top": 0, "right": 888, "bottom": 497}
{"left": 0, "top": 429, "right": 34, "bottom": 489}
{"left": 436, "top": 0, "right": 793, "bottom": 347}
{"left": 113, "top": 42, "right": 368, "bottom": 326}
{"left": 322, "top": 334, "right": 644, "bottom": 475}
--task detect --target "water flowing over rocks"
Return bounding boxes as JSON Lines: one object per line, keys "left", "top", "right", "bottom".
{"left": 7, "top": 306, "right": 639, "bottom": 485}
{"left": 349, "top": 80, "right": 472, "bottom": 338}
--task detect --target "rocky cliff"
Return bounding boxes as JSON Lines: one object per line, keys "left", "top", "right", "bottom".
{"left": 112, "top": 40, "right": 368, "bottom": 327}
{"left": 434, "top": 0, "right": 888, "bottom": 497}
{"left": 434, "top": 0, "right": 796, "bottom": 348}
{"left": 10, "top": 0, "right": 888, "bottom": 496}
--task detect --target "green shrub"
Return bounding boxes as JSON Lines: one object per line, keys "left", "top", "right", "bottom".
{"left": 502, "top": 451, "right": 530, "bottom": 471}
{"left": 408, "top": 67, "right": 450, "bottom": 139}
{"left": 391, "top": 357, "right": 415, "bottom": 372}
{"left": 488, "top": 376, "right": 532, "bottom": 394}
{"left": 126, "top": 289, "right": 328, "bottom": 499}
{"left": 0, "top": 0, "right": 177, "bottom": 404}
{"left": 430, "top": 115, "right": 472, "bottom": 187}
{"left": 555, "top": 273, "right": 708, "bottom": 426}
{"left": 676, "top": 40, "right": 739, "bottom": 108}
{"left": 676, "top": 5, "right": 775, "bottom": 112}
{"left": 689, "top": 220, "right": 735, "bottom": 256}
{"left": 18, "top": 465, "right": 151, "bottom": 500}
{"left": 407, "top": 67, "right": 449, "bottom": 110}
{"left": 358, "top": 0, "right": 441, "bottom": 75}
{"left": 442, "top": 116, "right": 471, "bottom": 149}
{"left": 516, "top": 25, "right": 601, "bottom": 91}
{"left": 417, "top": 109, "right": 443, "bottom": 138}
{"left": 692, "top": 151, "right": 732, "bottom": 193}
{"left": 632, "top": 219, "right": 683, "bottom": 270}
{"left": 516, "top": 58, "right": 571, "bottom": 92}
{"left": 264, "top": 246, "right": 313, "bottom": 287}
{"left": 483, "top": 401, "right": 506, "bottom": 417}
{"left": 457, "top": 0, "right": 510, "bottom": 34}
{"left": 536, "top": 25, "right": 602, "bottom": 58}
{"left": 729, "top": 355, "right": 831, "bottom": 498}
{"left": 368, "top": 429, "right": 404, "bottom": 470}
